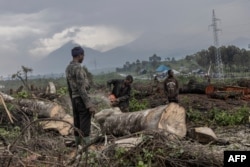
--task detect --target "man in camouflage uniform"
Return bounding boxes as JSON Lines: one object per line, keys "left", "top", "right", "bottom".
{"left": 66, "top": 46, "right": 96, "bottom": 146}
{"left": 107, "top": 75, "right": 133, "bottom": 112}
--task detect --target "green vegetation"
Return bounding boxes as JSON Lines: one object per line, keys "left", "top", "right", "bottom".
{"left": 57, "top": 86, "right": 68, "bottom": 96}
{"left": 0, "top": 126, "right": 21, "bottom": 140}
{"left": 212, "top": 106, "right": 250, "bottom": 126}
{"left": 129, "top": 90, "right": 149, "bottom": 112}
{"left": 16, "top": 91, "right": 29, "bottom": 98}
{"left": 187, "top": 106, "right": 250, "bottom": 126}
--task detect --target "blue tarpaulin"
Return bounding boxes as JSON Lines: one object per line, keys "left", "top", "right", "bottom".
{"left": 155, "top": 65, "right": 170, "bottom": 72}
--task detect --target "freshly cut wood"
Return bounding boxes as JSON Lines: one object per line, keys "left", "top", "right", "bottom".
{"left": 95, "top": 103, "right": 187, "bottom": 139}
{"left": 0, "top": 92, "right": 14, "bottom": 101}
{"left": 114, "top": 137, "right": 143, "bottom": 148}
{"left": 205, "top": 85, "right": 215, "bottom": 95}
{"left": 188, "top": 127, "right": 218, "bottom": 144}
{"left": 45, "top": 82, "right": 56, "bottom": 94}
{"left": 223, "top": 86, "right": 250, "bottom": 95}
{"left": 40, "top": 114, "right": 73, "bottom": 135}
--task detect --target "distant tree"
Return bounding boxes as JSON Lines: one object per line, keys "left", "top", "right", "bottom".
{"left": 141, "top": 61, "right": 148, "bottom": 67}
{"left": 135, "top": 59, "right": 141, "bottom": 73}
{"left": 195, "top": 49, "right": 210, "bottom": 69}
{"left": 125, "top": 61, "right": 131, "bottom": 70}
{"left": 149, "top": 54, "right": 161, "bottom": 62}
{"left": 240, "top": 49, "right": 250, "bottom": 69}
{"left": 135, "top": 66, "right": 141, "bottom": 74}
{"left": 185, "top": 55, "right": 193, "bottom": 61}
{"left": 149, "top": 54, "right": 161, "bottom": 68}
{"left": 136, "top": 59, "right": 140, "bottom": 65}
{"left": 12, "top": 66, "right": 33, "bottom": 91}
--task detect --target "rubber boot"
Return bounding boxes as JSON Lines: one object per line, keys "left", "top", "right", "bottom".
{"left": 75, "top": 136, "right": 81, "bottom": 146}
{"left": 83, "top": 136, "right": 90, "bottom": 145}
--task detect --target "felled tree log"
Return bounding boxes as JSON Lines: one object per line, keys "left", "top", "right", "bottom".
{"left": 237, "top": 79, "right": 250, "bottom": 88}
{"left": 95, "top": 103, "right": 187, "bottom": 139}
{"left": 209, "top": 91, "right": 243, "bottom": 100}
{"left": 187, "top": 127, "right": 218, "bottom": 144}
{"left": 0, "top": 91, "right": 73, "bottom": 135}
{"left": 180, "top": 82, "right": 209, "bottom": 94}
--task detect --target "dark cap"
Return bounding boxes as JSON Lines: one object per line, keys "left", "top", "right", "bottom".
{"left": 71, "top": 46, "right": 84, "bottom": 57}
{"left": 126, "top": 75, "right": 133, "bottom": 83}
{"left": 168, "top": 69, "right": 173, "bottom": 76}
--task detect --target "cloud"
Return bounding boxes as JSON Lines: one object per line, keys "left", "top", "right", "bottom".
{"left": 0, "top": 10, "right": 53, "bottom": 58}
{"left": 0, "top": 26, "right": 43, "bottom": 57}
{"left": 29, "top": 26, "right": 140, "bottom": 57}
{"left": 0, "top": 26, "right": 42, "bottom": 40}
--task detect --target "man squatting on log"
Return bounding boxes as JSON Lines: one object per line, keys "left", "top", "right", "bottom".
{"left": 66, "top": 46, "right": 97, "bottom": 146}
{"left": 107, "top": 75, "right": 133, "bottom": 112}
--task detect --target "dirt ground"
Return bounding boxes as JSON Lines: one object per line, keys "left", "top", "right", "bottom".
{"left": 176, "top": 93, "right": 250, "bottom": 150}
{"left": 179, "top": 93, "right": 250, "bottom": 112}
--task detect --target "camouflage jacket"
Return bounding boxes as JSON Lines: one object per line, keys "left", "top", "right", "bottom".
{"left": 65, "top": 61, "right": 92, "bottom": 108}
{"left": 163, "top": 76, "right": 179, "bottom": 98}
{"left": 107, "top": 79, "right": 131, "bottom": 108}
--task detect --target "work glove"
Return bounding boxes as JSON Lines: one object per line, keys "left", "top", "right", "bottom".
{"left": 88, "top": 107, "right": 97, "bottom": 117}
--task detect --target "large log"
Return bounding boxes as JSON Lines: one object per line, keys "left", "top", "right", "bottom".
{"left": 0, "top": 91, "right": 73, "bottom": 135}
{"left": 179, "top": 79, "right": 211, "bottom": 94}
{"left": 95, "top": 103, "right": 187, "bottom": 139}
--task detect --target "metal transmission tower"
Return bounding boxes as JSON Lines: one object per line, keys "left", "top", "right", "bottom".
{"left": 210, "top": 9, "right": 224, "bottom": 79}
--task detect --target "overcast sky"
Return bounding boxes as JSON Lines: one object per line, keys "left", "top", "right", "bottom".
{"left": 0, "top": 0, "right": 250, "bottom": 76}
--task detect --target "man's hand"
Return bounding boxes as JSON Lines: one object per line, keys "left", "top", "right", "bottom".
{"left": 108, "top": 94, "right": 116, "bottom": 102}
{"left": 88, "top": 107, "right": 97, "bottom": 117}
{"left": 110, "top": 98, "right": 119, "bottom": 106}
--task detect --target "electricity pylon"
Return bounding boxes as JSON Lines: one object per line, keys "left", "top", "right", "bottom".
{"left": 210, "top": 9, "right": 224, "bottom": 79}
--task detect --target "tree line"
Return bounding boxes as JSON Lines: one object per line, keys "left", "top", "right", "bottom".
{"left": 116, "top": 45, "right": 250, "bottom": 75}
{"left": 189, "top": 45, "right": 250, "bottom": 73}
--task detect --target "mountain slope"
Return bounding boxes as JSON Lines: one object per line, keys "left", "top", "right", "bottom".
{"left": 32, "top": 42, "right": 102, "bottom": 75}
{"left": 32, "top": 34, "right": 250, "bottom": 75}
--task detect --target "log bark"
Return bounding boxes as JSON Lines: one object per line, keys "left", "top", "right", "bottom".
{"left": 95, "top": 103, "right": 187, "bottom": 139}
{"left": 0, "top": 91, "right": 73, "bottom": 135}
{"left": 180, "top": 82, "right": 209, "bottom": 94}
{"left": 209, "top": 91, "right": 243, "bottom": 100}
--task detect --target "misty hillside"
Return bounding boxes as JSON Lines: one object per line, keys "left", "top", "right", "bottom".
{"left": 32, "top": 41, "right": 103, "bottom": 75}
{"left": 31, "top": 34, "right": 250, "bottom": 75}
{"left": 31, "top": 34, "right": 195, "bottom": 75}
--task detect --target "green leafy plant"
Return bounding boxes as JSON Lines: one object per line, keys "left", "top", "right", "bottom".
{"left": 0, "top": 126, "right": 21, "bottom": 139}
{"left": 136, "top": 160, "right": 148, "bottom": 167}
{"left": 114, "top": 147, "right": 130, "bottom": 166}
{"left": 57, "top": 86, "right": 68, "bottom": 96}
{"left": 186, "top": 107, "right": 203, "bottom": 122}
{"left": 129, "top": 90, "right": 149, "bottom": 112}
{"left": 212, "top": 106, "right": 249, "bottom": 126}
{"left": 17, "top": 91, "right": 29, "bottom": 98}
